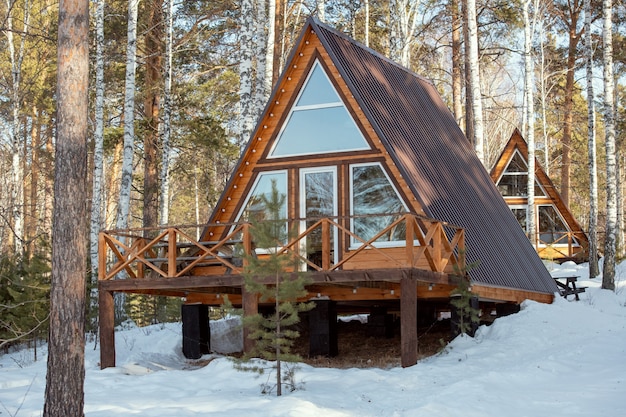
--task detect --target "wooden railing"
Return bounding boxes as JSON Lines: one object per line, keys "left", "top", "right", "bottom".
{"left": 534, "top": 231, "right": 589, "bottom": 260}
{"left": 98, "top": 213, "right": 465, "bottom": 281}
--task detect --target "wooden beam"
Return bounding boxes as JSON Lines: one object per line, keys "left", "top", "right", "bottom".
{"left": 98, "top": 268, "right": 451, "bottom": 293}
{"left": 400, "top": 273, "right": 417, "bottom": 367}
{"left": 98, "top": 288, "right": 115, "bottom": 369}
{"left": 471, "top": 284, "right": 554, "bottom": 304}
{"left": 241, "top": 287, "right": 258, "bottom": 354}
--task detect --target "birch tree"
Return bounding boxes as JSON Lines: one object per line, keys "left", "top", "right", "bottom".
{"left": 389, "top": 0, "right": 420, "bottom": 67}
{"left": 450, "top": 0, "right": 463, "bottom": 129}
{"left": 5, "top": 0, "right": 31, "bottom": 255}
{"left": 523, "top": 0, "right": 537, "bottom": 246}
{"left": 466, "top": 0, "right": 484, "bottom": 163}
{"left": 160, "top": 0, "right": 174, "bottom": 225}
{"left": 601, "top": 0, "right": 616, "bottom": 291}
{"left": 584, "top": 0, "right": 599, "bottom": 278}
{"left": 238, "top": 0, "right": 255, "bottom": 148}
{"left": 43, "top": 0, "right": 89, "bottom": 414}
{"left": 90, "top": 0, "right": 105, "bottom": 280}
{"left": 116, "top": 0, "right": 139, "bottom": 233}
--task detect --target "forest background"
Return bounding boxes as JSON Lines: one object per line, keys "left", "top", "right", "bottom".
{"left": 1, "top": 0, "right": 625, "bottom": 350}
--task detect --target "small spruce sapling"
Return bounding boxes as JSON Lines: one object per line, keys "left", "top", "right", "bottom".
{"left": 235, "top": 180, "right": 313, "bottom": 396}
{"left": 450, "top": 253, "right": 480, "bottom": 337}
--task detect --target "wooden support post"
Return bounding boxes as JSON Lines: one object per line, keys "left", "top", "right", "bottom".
{"left": 241, "top": 287, "right": 258, "bottom": 354}
{"left": 400, "top": 272, "right": 417, "bottom": 367}
{"left": 99, "top": 289, "right": 116, "bottom": 369}
{"left": 181, "top": 304, "right": 210, "bottom": 359}
{"left": 309, "top": 299, "right": 338, "bottom": 357}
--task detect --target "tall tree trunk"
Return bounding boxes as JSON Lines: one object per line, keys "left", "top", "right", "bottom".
{"left": 117, "top": 0, "right": 140, "bottom": 232}
{"left": 364, "top": 0, "right": 370, "bottom": 47}
{"left": 539, "top": 25, "right": 550, "bottom": 174}
{"left": 28, "top": 106, "right": 40, "bottom": 254}
{"left": 466, "top": 0, "right": 484, "bottom": 163}
{"left": 160, "top": 0, "right": 173, "bottom": 225}
{"left": 524, "top": 0, "right": 536, "bottom": 247}
{"left": 450, "top": 0, "right": 463, "bottom": 129}
{"left": 143, "top": 0, "right": 163, "bottom": 233}
{"left": 43, "top": 0, "right": 89, "bottom": 415}
{"left": 91, "top": 0, "right": 105, "bottom": 280}
{"left": 585, "top": 0, "right": 599, "bottom": 278}
{"left": 316, "top": 0, "right": 324, "bottom": 21}
{"left": 601, "top": 0, "right": 616, "bottom": 291}
{"left": 254, "top": 0, "right": 268, "bottom": 116}
{"left": 272, "top": 0, "right": 283, "bottom": 85}
{"left": 239, "top": 0, "right": 255, "bottom": 149}
{"left": 6, "top": 0, "right": 30, "bottom": 255}
{"left": 115, "top": 0, "right": 140, "bottom": 320}
{"left": 389, "top": 0, "right": 419, "bottom": 67}
{"left": 462, "top": 0, "right": 474, "bottom": 144}
{"left": 556, "top": 0, "right": 584, "bottom": 207}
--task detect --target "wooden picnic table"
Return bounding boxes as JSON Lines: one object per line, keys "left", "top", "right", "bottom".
{"left": 554, "top": 276, "right": 586, "bottom": 301}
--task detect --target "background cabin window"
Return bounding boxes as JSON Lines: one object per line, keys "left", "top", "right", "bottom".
{"left": 511, "top": 207, "right": 527, "bottom": 231}
{"left": 238, "top": 171, "right": 288, "bottom": 243}
{"left": 538, "top": 205, "right": 574, "bottom": 246}
{"left": 350, "top": 163, "right": 407, "bottom": 245}
{"left": 497, "top": 151, "right": 545, "bottom": 197}
{"left": 269, "top": 60, "right": 369, "bottom": 158}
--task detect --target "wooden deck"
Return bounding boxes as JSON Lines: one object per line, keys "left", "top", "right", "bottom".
{"left": 98, "top": 213, "right": 467, "bottom": 369}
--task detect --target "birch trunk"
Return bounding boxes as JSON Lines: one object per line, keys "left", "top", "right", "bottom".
{"left": 254, "top": 0, "right": 268, "bottom": 116}
{"left": 90, "top": 0, "right": 105, "bottom": 280}
{"left": 389, "top": 0, "right": 420, "bottom": 67}
{"left": 523, "top": 0, "right": 536, "bottom": 247}
{"left": 584, "top": 0, "right": 599, "bottom": 278}
{"left": 601, "top": 0, "right": 616, "bottom": 290}
{"left": 160, "top": 0, "right": 174, "bottom": 225}
{"left": 43, "top": 0, "right": 89, "bottom": 414}
{"left": 116, "top": 0, "right": 139, "bottom": 232}
{"left": 466, "top": 0, "right": 484, "bottom": 163}
{"left": 316, "top": 0, "right": 324, "bottom": 21}
{"left": 238, "top": 0, "right": 255, "bottom": 149}
{"left": 450, "top": 0, "right": 463, "bottom": 129}
{"left": 364, "top": 0, "right": 370, "bottom": 47}
{"left": 6, "top": 0, "right": 30, "bottom": 255}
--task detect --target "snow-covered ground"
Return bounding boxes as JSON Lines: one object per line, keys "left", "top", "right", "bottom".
{"left": 1, "top": 261, "right": 625, "bottom": 416}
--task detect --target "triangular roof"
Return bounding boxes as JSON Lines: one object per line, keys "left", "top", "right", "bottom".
{"left": 207, "top": 18, "right": 557, "bottom": 296}
{"left": 490, "top": 128, "right": 589, "bottom": 254}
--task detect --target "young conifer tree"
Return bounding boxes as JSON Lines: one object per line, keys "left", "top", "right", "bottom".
{"left": 238, "top": 180, "right": 313, "bottom": 396}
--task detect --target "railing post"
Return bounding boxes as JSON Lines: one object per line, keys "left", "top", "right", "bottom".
{"left": 322, "top": 219, "right": 330, "bottom": 270}
{"left": 99, "top": 288, "right": 116, "bottom": 369}
{"left": 168, "top": 228, "right": 177, "bottom": 277}
{"left": 433, "top": 223, "right": 442, "bottom": 272}
{"left": 242, "top": 223, "right": 252, "bottom": 267}
{"left": 98, "top": 232, "right": 106, "bottom": 280}
{"left": 405, "top": 214, "right": 414, "bottom": 267}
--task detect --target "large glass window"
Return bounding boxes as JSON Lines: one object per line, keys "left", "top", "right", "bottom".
{"left": 538, "top": 205, "right": 570, "bottom": 245}
{"left": 497, "top": 151, "right": 545, "bottom": 197}
{"left": 238, "top": 171, "right": 288, "bottom": 243}
{"left": 269, "top": 60, "right": 369, "bottom": 158}
{"left": 350, "top": 163, "right": 408, "bottom": 245}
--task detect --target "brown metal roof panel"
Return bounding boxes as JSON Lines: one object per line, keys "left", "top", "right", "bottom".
{"left": 314, "top": 20, "right": 557, "bottom": 295}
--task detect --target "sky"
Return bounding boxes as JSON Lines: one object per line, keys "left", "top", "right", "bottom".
{"left": 1, "top": 260, "right": 625, "bottom": 417}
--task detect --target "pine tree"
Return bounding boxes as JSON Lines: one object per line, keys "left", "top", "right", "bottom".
{"left": 236, "top": 180, "right": 313, "bottom": 396}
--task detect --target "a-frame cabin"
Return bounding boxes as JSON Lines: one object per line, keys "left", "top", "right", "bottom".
{"left": 490, "top": 129, "right": 589, "bottom": 262}
{"left": 98, "top": 18, "right": 557, "bottom": 369}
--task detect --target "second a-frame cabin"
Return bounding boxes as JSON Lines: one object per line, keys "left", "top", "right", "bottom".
{"left": 97, "top": 18, "right": 558, "bottom": 369}
{"left": 490, "top": 129, "right": 589, "bottom": 262}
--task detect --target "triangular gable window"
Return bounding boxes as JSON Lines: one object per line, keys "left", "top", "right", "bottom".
{"left": 497, "top": 150, "right": 546, "bottom": 197}
{"left": 269, "top": 60, "right": 370, "bottom": 158}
